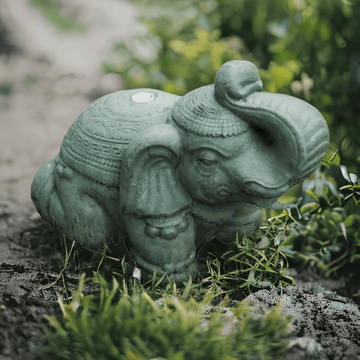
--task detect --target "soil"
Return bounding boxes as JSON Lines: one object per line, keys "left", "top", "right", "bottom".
{"left": 1, "top": 2, "right": 360, "bottom": 359}
{"left": 0, "top": 222, "right": 69, "bottom": 360}
{"left": 248, "top": 284, "right": 360, "bottom": 360}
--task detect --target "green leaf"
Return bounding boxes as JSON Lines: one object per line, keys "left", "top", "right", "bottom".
{"left": 300, "top": 202, "right": 320, "bottom": 215}
{"left": 339, "top": 184, "right": 352, "bottom": 191}
{"left": 125, "top": 349, "right": 145, "bottom": 360}
{"left": 322, "top": 143, "right": 341, "bottom": 166}
{"left": 339, "top": 222, "right": 347, "bottom": 240}
{"left": 343, "top": 214, "right": 357, "bottom": 228}
{"left": 305, "top": 189, "right": 320, "bottom": 203}
{"left": 279, "top": 248, "right": 296, "bottom": 256}
{"left": 350, "top": 173, "right": 359, "bottom": 184}
{"left": 181, "top": 275, "right": 192, "bottom": 299}
{"left": 340, "top": 165, "right": 352, "bottom": 183}
{"left": 247, "top": 269, "right": 257, "bottom": 285}
{"left": 256, "top": 236, "right": 271, "bottom": 248}
{"left": 270, "top": 64, "right": 294, "bottom": 88}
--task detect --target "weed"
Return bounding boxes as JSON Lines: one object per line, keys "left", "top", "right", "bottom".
{"left": 42, "top": 235, "right": 75, "bottom": 299}
{"left": 266, "top": 165, "right": 360, "bottom": 279}
{"left": 195, "top": 231, "right": 295, "bottom": 300}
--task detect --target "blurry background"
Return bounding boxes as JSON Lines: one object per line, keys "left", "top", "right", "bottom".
{"left": 0, "top": 0, "right": 359, "bottom": 221}
{"left": 0, "top": 0, "right": 144, "bottom": 223}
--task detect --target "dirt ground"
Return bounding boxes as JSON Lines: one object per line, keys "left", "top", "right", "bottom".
{"left": 0, "top": 1, "right": 360, "bottom": 359}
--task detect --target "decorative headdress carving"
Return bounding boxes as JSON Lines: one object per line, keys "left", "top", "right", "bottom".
{"left": 171, "top": 61, "right": 263, "bottom": 137}
{"left": 59, "top": 89, "right": 180, "bottom": 187}
{"left": 171, "top": 85, "right": 250, "bottom": 137}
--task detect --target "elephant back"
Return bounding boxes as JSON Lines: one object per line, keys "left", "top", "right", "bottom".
{"left": 60, "top": 89, "right": 181, "bottom": 187}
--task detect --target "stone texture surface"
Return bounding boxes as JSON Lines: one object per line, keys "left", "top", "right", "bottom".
{"left": 247, "top": 284, "right": 360, "bottom": 360}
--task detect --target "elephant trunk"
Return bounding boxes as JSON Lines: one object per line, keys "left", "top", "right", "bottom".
{"left": 215, "top": 60, "right": 330, "bottom": 199}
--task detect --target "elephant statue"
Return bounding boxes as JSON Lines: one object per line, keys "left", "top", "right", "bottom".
{"left": 31, "top": 60, "right": 330, "bottom": 283}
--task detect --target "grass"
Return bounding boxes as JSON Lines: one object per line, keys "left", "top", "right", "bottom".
{"left": 42, "top": 273, "right": 292, "bottom": 360}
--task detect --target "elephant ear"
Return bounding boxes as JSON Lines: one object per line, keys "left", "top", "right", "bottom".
{"left": 215, "top": 60, "right": 330, "bottom": 198}
{"left": 120, "top": 124, "right": 191, "bottom": 218}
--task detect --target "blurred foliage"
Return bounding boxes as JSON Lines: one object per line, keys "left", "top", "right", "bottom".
{"left": 103, "top": 0, "right": 360, "bottom": 173}
{"left": 102, "top": 0, "right": 248, "bottom": 94}
{"left": 29, "top": 0, "right": 87, "bottom": 33}
{"left": 43, "top": 273, "right": 291, "bottom": 360}
{"left": 103, "top": 29, "right": 243, "bottom": 95}
{"left": 25, "top": 74, "right": 37, "bottom": 84}
{"left": 0, "top": 83, "right": 12, "bottom": 95}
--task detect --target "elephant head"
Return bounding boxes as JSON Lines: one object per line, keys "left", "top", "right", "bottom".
{"left": 120, "top": 60, "right": 330, "bottom": 221}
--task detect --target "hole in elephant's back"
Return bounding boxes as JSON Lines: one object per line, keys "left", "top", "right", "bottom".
{"left": 131, "top": 92, "right": 155, "bottom": 103}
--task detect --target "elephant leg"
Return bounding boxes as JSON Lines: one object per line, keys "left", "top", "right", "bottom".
{"left": 31, "top": 156, "right": 120, "bottom": 247}
{"left": 31, "top": 158, "right": 62, "bottom": 225}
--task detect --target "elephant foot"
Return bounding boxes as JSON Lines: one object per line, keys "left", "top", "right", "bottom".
{"left": 129, "top": 247, "right": 198, "bottom": 283}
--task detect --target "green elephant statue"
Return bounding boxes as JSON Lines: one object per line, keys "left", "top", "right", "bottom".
{"left": 31, "top": 60, "right": 330, "bottom": 283}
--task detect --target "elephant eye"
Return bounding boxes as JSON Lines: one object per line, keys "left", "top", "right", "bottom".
{"left": 199, "top": 158, "right": 214, "bottom": 165}
{"left": 197, "top": 158, "right": 216, "bottom": 172}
